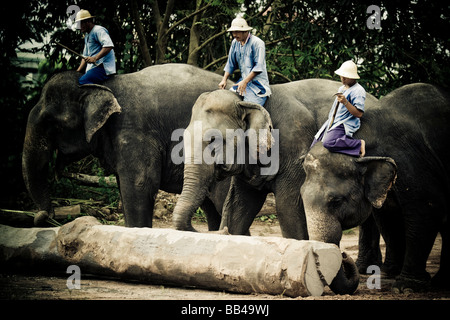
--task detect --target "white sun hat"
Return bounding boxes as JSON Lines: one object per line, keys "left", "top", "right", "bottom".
{"left": 334, "top": 60, "right": 360, "bottom": 79}
{"left": 227, "top": 17, "right": 253, "bottom": 32}
{"left": 75, "top": 9, "right": 95, "bottom": 22}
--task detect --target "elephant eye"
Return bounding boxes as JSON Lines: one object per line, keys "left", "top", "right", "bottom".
{"left": 328, "top": 196, "right": 345, "bottom": 209}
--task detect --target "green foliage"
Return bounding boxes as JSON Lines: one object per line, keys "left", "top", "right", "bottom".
{"left": 51, "top": 156, "right": 120, "bottom": 207}
{"left": 193, "top": 207, "right": 207, "bottom": 223}
{"left": 256, "top": 214, "right": 277, "bottom": 223}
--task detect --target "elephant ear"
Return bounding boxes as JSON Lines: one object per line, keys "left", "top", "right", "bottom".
{"left": 356, "top": 157, "right": 397, "bottom": 208}
{"left": 235, "top": 101, "right": 274, "bottom": 151}
{"left": 79, "top": 84, "right": 122, "bottom": 143}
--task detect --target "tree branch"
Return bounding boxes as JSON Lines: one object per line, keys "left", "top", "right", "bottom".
{"left": 268, "top": 70, "right": 291, "bottom": 82}
{"left": 130, "top": 0, "right": 152, "bottom": 66}
{"left": 203, "top": 55, "right": 228, "bottom": 70}
{"left": 189, "top": 29, "right": 228, "bottom": 58}
{"left": 167, "top": 2, "right": 212, "bottom": 36}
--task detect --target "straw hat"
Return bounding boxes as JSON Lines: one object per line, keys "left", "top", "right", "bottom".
{"left": 334, "top": 60, "right": 360, "bottom": 79}
{"left": 75, "top": 9, "right": 95, "bottom": 22}
{"left": 227, "top": 17, "right": 253, "bottom": 32}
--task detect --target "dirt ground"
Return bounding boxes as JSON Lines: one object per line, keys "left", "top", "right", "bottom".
{"left": 1, "top": 192, "right": 449, "bottom": 301}
{"left": 1, "top": 219, "right": 449, "bottom": 301}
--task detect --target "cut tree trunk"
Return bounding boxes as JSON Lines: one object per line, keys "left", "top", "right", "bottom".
{"left": 0, "top": 217, "right": 342, "bottom": 297}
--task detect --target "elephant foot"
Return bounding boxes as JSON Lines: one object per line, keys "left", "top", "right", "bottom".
{"left": 356, "top": 259, "right": 381, "bottom": 275}
{"left": 207, "top": 227, "right": 230, "bottom": 235}
{"left": 34, "top": 210, "right": 49, "bottom": 226}
{"left": 381, "top": 262, "right": 402, "bottom": 278}
{"left": 356, "top": 251, "right": 382, "bottom": 274}
{"left": 392, "top": 274, "right": 431, "bottom": 293}
{"left": 33, "top": 210, "right": 56, "bottom": 226}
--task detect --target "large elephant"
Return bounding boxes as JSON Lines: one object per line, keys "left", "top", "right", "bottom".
{"left": 172, "top": 79, "right": 378, "bottom": 242}
{"left": 301, "top": 83, "right": 450, "bottom": 293}
{"left": 22, "top": 63, "right": 231, "bottom": 228}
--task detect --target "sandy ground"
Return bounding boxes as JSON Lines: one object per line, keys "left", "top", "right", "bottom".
{"left": 0, "top": 217, "right": 448, "bottom": 301}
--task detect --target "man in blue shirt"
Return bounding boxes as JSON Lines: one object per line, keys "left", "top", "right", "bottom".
{"left": 311, "top": 60, "right": 366, "bottom": 157}
{"left": 218, "top": 17, "right": 271, "bottom": 107}
{"left": 75, "top": 10, "right": 116, "bottom": 85}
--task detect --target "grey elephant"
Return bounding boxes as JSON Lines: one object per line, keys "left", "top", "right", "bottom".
{"left": 23, "top": 64, "right": 231, "bottom": 228}
{"left": 301, "top": 83, "right": 450, "bottom": 293}
{"left": 172, "top": 79, "right": 378, "bottom": 242}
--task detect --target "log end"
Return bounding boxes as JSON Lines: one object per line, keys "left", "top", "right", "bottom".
{"left": 305, "top": 241, "right": 342, "bottom": 296}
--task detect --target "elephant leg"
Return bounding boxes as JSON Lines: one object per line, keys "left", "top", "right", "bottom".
{"left": 273, "top": 178, "right": 308, "bottom": 240}
{"left": 432, "top": 219, "right": 450, "bottom": 289}
{"left": 220, "top": 176, "right": 268, "bottom": 235}
{"left": 372, "top": 195, "right": 405, "bottom": 277}
{"left": 200, "top": 197, "right": 221, "bottom": 231}
{"left": 118, "top": 177, "right": 158, "bottom": 227}
{"left": 116, "top": 155, "right": 161, "bottom": 227}
{"left": 356, "top": 214, "right": 382, "bottom": 274}
{"left": 394, "top": 203, "right": 439, "bottom": 292}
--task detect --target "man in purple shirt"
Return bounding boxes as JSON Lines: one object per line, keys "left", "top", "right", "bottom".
{"left": 218, "top": 17, "right": 271, "bottom": 107}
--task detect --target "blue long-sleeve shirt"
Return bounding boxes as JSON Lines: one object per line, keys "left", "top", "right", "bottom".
{"left": 83, "top": 25, "right": 116, "bottom": 75}
{"left": 315, "top": 83, "right": 366, "bottom": 139}
{"left": 224, "top": 34, "right": 271, "bottom": 97}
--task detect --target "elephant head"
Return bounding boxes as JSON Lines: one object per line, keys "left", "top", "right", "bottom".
{"left": 22, "top": 72, "right": 121, "bottom": 225}
{"left": 172, "top": 90, "right": 275, "bottom": 231}
{"left": 300, "top": 143, "right": 397, "bottom": 294}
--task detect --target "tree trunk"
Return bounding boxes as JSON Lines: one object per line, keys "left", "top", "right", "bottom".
{"left": 187, "top": 0, "right": 203, "bottom": 66}
{"left": 0, "top": 216, "right": 343, "bottom": 297}
{"left": 152, "top": 0, "right": 175, "bottom": 64}
{"left": 130, "top": 0, "right": 152, "bottom": 67}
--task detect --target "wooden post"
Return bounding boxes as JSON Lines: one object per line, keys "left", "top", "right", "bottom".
{"left": 0, "top": 217, "right": 342, "bottom": 297}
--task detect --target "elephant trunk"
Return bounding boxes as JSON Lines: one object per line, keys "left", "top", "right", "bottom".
{"left": 303, "top": 204, "right": 360, "bottom": 294}
{"left": 173, "top": 163, "right": 214, "bottom": 231}
{"left": 329, "top": 252, "right": 360, "bottom": 295}
{"left": 22, "top": 107, "right": 54, "bottom": 225}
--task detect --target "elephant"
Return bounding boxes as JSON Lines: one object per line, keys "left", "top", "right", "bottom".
{"left": 172, "top": 79, "right": 378, "bottom": 242}
{"left": 22, "top": 63, "right": 232, "bottom": 228}
{"left": 301, "top": 83, "right": 450, "bottom": 294}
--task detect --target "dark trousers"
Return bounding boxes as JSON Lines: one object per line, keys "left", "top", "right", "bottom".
{"left": 79, "top": 64, "right": 110, "bottom": 85}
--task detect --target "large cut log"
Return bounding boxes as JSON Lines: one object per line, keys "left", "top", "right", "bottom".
{"left": 0, "top": 216, "right": 342, "bottom": 297}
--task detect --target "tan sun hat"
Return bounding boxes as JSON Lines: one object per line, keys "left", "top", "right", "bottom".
{"left": 227, "top": 17, "right": 253, "bottom": 32}
{"left": 75, "top": 9, "right": 95, "bottom": 22}
{"left": 334, "top": 60, "right": 360, "bottom": 79}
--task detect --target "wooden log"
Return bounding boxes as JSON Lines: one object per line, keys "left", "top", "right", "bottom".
{"left": 0, "top": 206, "right": 80, "bottom": 227}
{"left": 0, "top": 217, "right": 342, "bottom": 297}
{"left": 54, "top": 205, "right": 82, "bottom": 220}
{"left": 61, "top": 172, "right": 118, "bottom": 188}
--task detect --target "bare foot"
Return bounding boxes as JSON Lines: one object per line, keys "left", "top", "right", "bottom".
{"left": 360, "top": 140, "right": 366, "bottom": 157}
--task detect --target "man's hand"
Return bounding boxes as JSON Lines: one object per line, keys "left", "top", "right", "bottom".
{"left": 336, "top": 93, "right": 347, "bottom": 105}
{"left": 336, "top": 93, "right": 363, "bottom": 118}
{"left": 237, "top": 80, "right": 248, "bottom": 96}
{"left": 84, "top": 56, "right": 97, "bottom": 64}
{"left": 218, "top": 79, "right": 227, "bottom": 89}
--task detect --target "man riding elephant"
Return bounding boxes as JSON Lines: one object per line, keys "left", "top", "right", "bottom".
{"left": 301, "top": 83, "right": 450, "bottom": 293}
{"left": 75, "top": 9, "right": 116, "bottom": 85}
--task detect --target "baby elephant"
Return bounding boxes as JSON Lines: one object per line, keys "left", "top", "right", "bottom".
{"left": 301, "top": 83, "right": 450, "bottom": 294}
